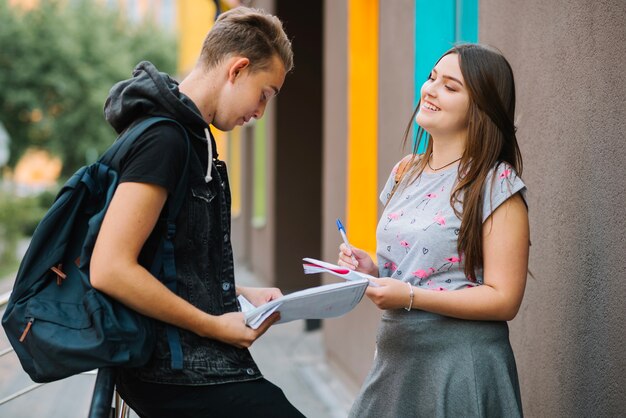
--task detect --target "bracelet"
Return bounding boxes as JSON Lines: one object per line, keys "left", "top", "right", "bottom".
{"left": 404, "top": 282, "right": 414, "bottom": 311}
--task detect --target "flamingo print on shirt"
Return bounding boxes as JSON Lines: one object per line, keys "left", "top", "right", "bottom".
{"left": 499, "top": 165, "right": 514, "bottom": 193}
{"left": 416, "top": 192, "right": 438, "bottom": 210}
{"left": 382, "top": 261, "right": 398, "bottom": 277}
{"left": 384, "top": 211, "right": 403, "bottom": 230}
{"left": 384, "top": 261, "right": 398, "bottom": 272}
{"left": 438, "top": 255, "right": 462, "bottom": 271}
{"left": 423, "top": 211, "right": 446, "bottom": 231}
{"left": 398, "top": 238, "right": 411, "bottom": 253}
{"left": 412, "top": 267, "right": 436, "bottom": 286}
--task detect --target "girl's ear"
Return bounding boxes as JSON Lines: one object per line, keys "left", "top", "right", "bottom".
{"left": 227, "top": 57, "right": 251, "bottom": 83}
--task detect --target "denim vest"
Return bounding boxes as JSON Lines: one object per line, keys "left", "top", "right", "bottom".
{"left": 123, "top": 145, "right": 261, "bottom": 385}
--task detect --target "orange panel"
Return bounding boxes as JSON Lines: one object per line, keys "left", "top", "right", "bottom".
{"left": 347, "top": 0, "right": 378, "bottom": 255}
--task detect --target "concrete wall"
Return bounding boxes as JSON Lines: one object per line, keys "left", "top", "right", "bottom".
{"left": 321, "top": 0, "right": 366, "bottom": 389}
{"left": 480, "top": 0, "right": 626, "bottom": 416}
{"left": 233, "top": 0, "right": 324, "bottom": 293}
{"left": 232, "top": 0, "right": 283, "bottom": 289}
{"left": 322, "top": 0, "right": 416, "bottom": 389}
{"left": 320, "top": 0, "right": 626, "bottom": 415}
{"left": 274, "top": 0, "right": 323, "bottom": 292}
{"left": 238, "top": 0, "right": 626, "bottom": 413}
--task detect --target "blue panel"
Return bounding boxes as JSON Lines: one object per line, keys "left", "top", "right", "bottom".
{"left": 413, "top": 0, "right": 478, "bottom": 153}
{"left": 413, "top": 0, "right": 456, "bottom": 153}
{"left": 456, "top": 0, "right": 478, "bottom": 42}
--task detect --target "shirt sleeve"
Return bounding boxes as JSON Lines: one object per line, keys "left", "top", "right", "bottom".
{"left": 482, "top": 162, "right": 527, "bottom": 222}
{"left": 118, "top": 123, "right": 187, "bottom": 194}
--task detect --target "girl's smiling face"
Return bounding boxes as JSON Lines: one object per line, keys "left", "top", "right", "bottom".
{"left": 415, "top": 53, "right": 470, "bottom": 139}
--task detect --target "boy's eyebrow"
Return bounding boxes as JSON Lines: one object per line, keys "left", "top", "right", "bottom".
{"left": 432, "top": 69, "right": 464, "bottom": 87}
{"left": 271, "top": 86, "right": 280, "bottom": 96}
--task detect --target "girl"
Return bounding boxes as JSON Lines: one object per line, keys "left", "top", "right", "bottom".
{"left": 339, "top": 44, "right": 529, "bottom": 417}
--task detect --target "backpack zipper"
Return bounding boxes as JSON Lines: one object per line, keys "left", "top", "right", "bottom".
{"left": 51, "top": 264, "right": 67, "bottom": 286}
{"left": 19, "top": 318, "right": 34, "bottom": 342}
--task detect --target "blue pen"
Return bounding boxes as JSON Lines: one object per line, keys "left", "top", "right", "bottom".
{"left": 336, "top": 219, "right": 358, "bottom": 265}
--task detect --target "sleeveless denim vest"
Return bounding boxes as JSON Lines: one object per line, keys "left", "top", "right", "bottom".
{"left": 121, "top": 144, "right": 261, "bottom": 385}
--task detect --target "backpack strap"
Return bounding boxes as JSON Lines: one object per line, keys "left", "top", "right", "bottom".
{"left": 103, "top": 116, "right": 191, "bottom": 371}
{"left": 99, "top": 117, "right": 178, "bottom": 167}
{"left": 395, "top": 154, "right": 413, "bottom": 184}
{"left": 150, "top": 135, "right": 190, "bottom": 371}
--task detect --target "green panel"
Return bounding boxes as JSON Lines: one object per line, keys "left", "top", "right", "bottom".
{"left": 252, "top": 117, "right": 267, "bottom": 227}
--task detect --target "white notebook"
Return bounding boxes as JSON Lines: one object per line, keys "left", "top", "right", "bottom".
{"left": 239, "top": 279, "right": 368, "bottom": 329}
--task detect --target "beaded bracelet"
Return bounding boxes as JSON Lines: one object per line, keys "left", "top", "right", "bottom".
{"left": 404, "top": 282, "right": 414, "bottom": 311}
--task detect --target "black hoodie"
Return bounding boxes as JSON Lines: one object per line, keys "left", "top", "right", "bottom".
{"left": 104, "top": 61, "right": 217, "bottom": 161}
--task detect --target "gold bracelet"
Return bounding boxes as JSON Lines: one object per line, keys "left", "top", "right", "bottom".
{"left": 404, "top": 282, "right": 414, "bottom": 311}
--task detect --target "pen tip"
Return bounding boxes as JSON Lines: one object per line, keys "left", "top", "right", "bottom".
{"left": 336, "top": 218, "right": 343, "bottom": 230}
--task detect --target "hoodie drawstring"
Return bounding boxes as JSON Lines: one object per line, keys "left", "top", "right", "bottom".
{"left": 204, "top": 128, "right": 213, "bottom": 183}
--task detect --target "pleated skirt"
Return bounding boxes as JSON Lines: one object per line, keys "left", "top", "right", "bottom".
{"left": 349, "top": 310, "right": 523, "bottom": 418}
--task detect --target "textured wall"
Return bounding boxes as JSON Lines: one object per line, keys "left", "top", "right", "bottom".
{"left": 322, "top": 0, "right": 365, "bottom": 389}
{"left": 322, "top": 0, "right": 416, "bottom": 389}
{"left": 247, "top": 0, "right": 276, "bottom": 286}
{"left": 274, "top": 0, "right": 323, "bottom": 291}
{"left": 480, "top": 1, "right": 626, "bottom": 416}
{"left": 378, "top": 0, "right": 415, "bottom": 185}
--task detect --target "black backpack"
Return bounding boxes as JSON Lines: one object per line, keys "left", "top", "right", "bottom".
{"left": 1, "top": 116, "right": 190, "bottom": 382}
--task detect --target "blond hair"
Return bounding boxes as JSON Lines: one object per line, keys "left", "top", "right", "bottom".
{"left": 199, "top": 6, "right": 293, "bottom": 73}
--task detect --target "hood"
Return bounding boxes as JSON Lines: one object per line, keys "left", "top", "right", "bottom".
{"left": 104, "top": 61, "right": 219, "bottom": 182}
{"left": 104, "top": 61, "right": 209, "bottom": 145}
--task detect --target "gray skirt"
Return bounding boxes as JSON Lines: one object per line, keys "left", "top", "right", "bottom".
{"left": 349, "top": 310, "right": 523, "bottom": 418}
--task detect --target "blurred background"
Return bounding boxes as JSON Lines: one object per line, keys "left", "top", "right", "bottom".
{"left": 1, "top": 0, "right": 625, "bottom": 417}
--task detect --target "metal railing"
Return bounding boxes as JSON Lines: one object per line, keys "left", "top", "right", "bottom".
{"left": 0, "top": 290, "right": 130, "bottom": 418}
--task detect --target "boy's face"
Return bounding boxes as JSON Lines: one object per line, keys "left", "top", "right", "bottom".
{"left": 213, "top": 55, "right": 286, "bottom": 131}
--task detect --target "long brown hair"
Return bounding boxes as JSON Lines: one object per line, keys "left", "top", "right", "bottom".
{"left": 394, "top": 44, "right": 522, "bottom": 281}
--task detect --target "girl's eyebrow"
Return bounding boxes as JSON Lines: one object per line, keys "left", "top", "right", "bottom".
{"left": 432, "top": 69, "right": 464, "bottom": 87}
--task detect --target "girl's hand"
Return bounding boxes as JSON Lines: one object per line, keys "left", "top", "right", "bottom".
{"left": 237, "top": 286, "right": 283, "bottom": 307}
{"left": 209, "top": 311, "right": 280, "bottom": 349}
{"left": 338, "top": 243, "right": 379, "bottom": 277}
{"left": 365, "top": 277, "right": 413, "bottom": 310}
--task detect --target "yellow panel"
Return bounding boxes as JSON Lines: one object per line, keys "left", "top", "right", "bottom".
{"left": 229, "top": 127, "right": 242, "bottom": 217}
{"left": 347, "top": 0, "right": 378, "bottom": 255}
{"left": 176, "top": 0, "right": 215, "bottom": 74}
{"left": 213, "top": 128, "right": 227, "bottom": 163}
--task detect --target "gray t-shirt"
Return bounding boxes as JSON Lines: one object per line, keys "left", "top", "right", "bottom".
{"left": 377, "top": 157, "right": 527, "bottom": 290}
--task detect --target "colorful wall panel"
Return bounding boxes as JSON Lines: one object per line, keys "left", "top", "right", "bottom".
{"left": 228, "top": 126, "right": 242, "bottom": 217}
{"left": 176, "top": 0, "right": 215, "bottom": 74}
{"left": 252, "top": 117, "right": 267, "bottom": 227}
{"left": 413, "top": 0, "right": 478, "bottom": 152}
{"left": 347, "top": 0, "right": 378, "bottom": 255}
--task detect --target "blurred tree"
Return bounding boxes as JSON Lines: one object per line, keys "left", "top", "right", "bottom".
{"left": 0, "top": 0, "right": 178, "bottom": 175}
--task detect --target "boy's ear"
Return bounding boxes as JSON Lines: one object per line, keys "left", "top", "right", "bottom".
{"left": 227, "top": 57, "right": 251, "bottom": 83}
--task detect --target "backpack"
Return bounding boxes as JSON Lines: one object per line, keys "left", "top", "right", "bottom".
{"left": 1, "top": 116, "right": 190, "bottom": 383}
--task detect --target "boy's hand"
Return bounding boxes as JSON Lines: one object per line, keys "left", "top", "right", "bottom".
{"left": 237, "top": 286, "right": 283, "bottom": 307}
{"left": 209, "top": 311, "right": 280, "bottom": 348}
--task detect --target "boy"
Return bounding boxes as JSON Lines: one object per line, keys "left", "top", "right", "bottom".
{"left": 91, "top": 7, "right": 303, "bottom": 417}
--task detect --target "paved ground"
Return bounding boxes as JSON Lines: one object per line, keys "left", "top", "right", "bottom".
{"left": 239, "top": 267, "right": 355, "bottom": 418}
{"left": 0, "top": 267, "right": 355, "bottom": 417}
